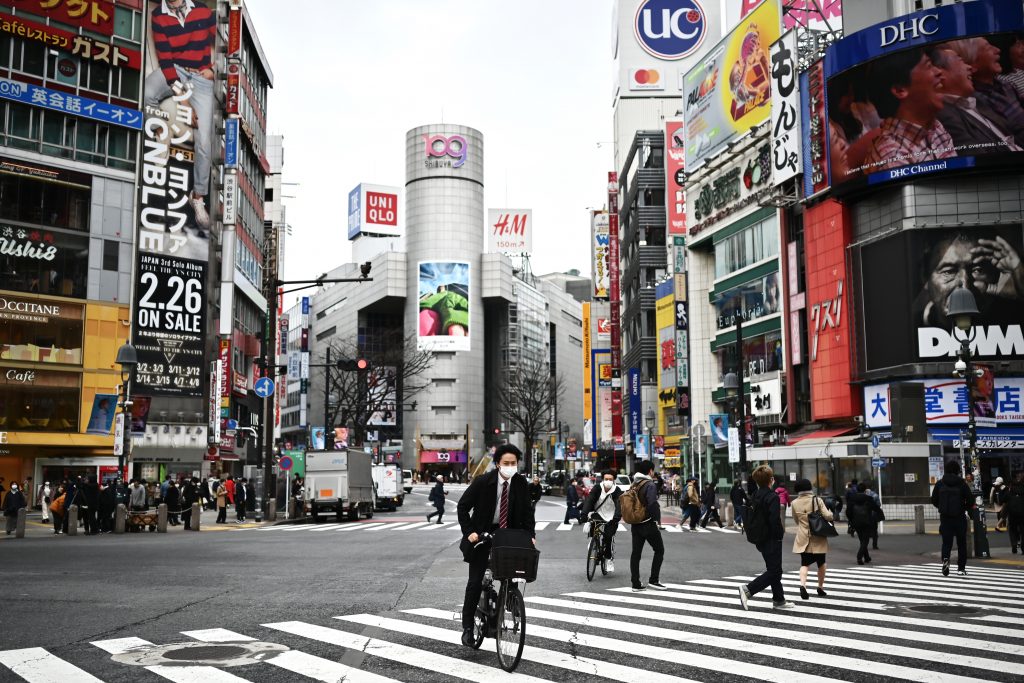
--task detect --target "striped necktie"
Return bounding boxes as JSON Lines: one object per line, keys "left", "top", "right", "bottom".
{"left": 499, "top": 480, "right": 509, "bottom": 529}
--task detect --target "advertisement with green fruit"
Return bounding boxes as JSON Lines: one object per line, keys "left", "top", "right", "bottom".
{"left": 686, "top": 142, "right": 773, "bottom": 239}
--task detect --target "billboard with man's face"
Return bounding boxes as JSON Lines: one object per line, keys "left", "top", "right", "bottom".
{"left": 418, "top": 262, "right": 470, "bottom": 352}
{"left": 859, "top": 226, "right": 1024, "bottom": 371}
{"left": 823, "top": 0, "right": 1024, "bottom": 193}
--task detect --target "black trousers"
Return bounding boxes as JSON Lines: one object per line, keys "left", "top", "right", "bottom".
{"left": 600, "top": 521, "right": 617, "bottom": 558}
{"left": 235, "top": 502, "right": 245, "bottom": 521}
{"left": 856, "top": 529, "right": 873, "bottom": 563}
{"left": 940, "top": 515, "right": 968, "bottom": 570}
{"left": 747, "top": 538, "right": 785, "bottom": 603}
{"left": 462, "top": 535, "right": 496, "bottom": 629}
{"left": 81, "top": 506, "right": 96, "bottom": 534}
{"left": 629, "top": 520, "right": 664, "bottom": 587}
{"left": 685, "top": 505, "right": 701, "bottom": 529}
{"left": 700, "top": 507, "right": 722, "bottom": 527}
{"left": 1008, "top": 514, "right": 1023, "bottom": 551}
{"left": 427, "top": 502, "right": 444, "bottom": 523}
{"left": 182, "top": 507, "right": 193, "bottom": 529}
{"left": 216, "top": 506, "right": 227, "bottom": 523}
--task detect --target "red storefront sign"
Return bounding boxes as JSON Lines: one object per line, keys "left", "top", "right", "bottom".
{"left": 805, "top": 60, "right": 830, "bottom": 196}
{"left": 0, "top": 11, "right": 140, "bottom": 69}
{"left": 665, "top": 121, "right": 686, "bottom": 235}
{"left": 225, "top": 64, "right": 241, "bottom": 115}
{"left": 227, "top": 8, "right": 242, "bottom": 58}
{"left": 804, "top": 199, "right": 859, "bottom": 420}
{"left": 7, "top": 0, "right": 115, "bottom": 36}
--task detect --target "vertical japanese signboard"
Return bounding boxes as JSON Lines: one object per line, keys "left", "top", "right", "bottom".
{"left": 582, "top": 302, "right": 593, "bottom": 447}
{"left": 131, "top": 0, "right": 218, "bottom": 397}
{"left": 665, "top": 121, "right": 687, "bottom": 235}
{"left": 607, "top": 172, "right": 623, "bottom": 451}
{"left": 591, "top": 211, "right": 609, "bottom": 299}
{"left": 769, "top": 30, "right": 801, "bottom": 186}
{"left": 800, "top": 59, "right": 829, "bottom": 197}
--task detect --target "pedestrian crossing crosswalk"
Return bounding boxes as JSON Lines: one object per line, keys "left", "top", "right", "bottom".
{"left": 255, "top": 520, "right": 744, "bottom": 535}
{"left": 2, "top": 562, "right": 1021, "bottom": 682}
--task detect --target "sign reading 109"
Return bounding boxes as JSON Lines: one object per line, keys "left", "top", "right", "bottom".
{"left": 634, "top": 0, "right": 706, "bottom": 60}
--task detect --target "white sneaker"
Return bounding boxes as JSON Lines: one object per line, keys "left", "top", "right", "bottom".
{"left": 772, "top": 601, "right": 796, "bottom": 609}
{"left": 738, "top": 585, "right": 751, "bottom": 611}
{"left": 605, "top": 560, "right": 615, "bottom": 574}
{"left": 189, "top": 196, "right": 211, "bottom": 228}
{"left": 631, "top": 583, "right": 647, "bottom": 592}
{"left": 648, "top": 581, "right": 668, "bottom": 590}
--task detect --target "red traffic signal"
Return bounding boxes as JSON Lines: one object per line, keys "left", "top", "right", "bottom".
{"left": 356, "top": 358, "right": 368, "bottom": 370}
{"left": 338, "top": 358, "right": 369, "bottom": 371}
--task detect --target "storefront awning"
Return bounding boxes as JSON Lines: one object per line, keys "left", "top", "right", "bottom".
{"left": 785, "top": 427, "right": 858, "bottom": 446}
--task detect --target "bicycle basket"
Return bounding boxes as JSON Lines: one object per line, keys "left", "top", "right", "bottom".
{"left": 490, "top": 545, "right": 540, "bottom": 583}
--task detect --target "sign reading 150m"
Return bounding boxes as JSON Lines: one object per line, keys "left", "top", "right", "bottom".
{"left": 634, "top": 0, "right": 706, "bottom": 60}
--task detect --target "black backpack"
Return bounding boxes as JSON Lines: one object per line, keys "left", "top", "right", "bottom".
{"left": 745, "top": 493, "right": 771, "bottom": 545}
{"left": 937, "top": 483, "right": 965, "bottom": 517}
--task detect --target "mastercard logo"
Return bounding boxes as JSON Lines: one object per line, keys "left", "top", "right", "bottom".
{"left": 633, "top": 69, "right": 661, "bottom": 85}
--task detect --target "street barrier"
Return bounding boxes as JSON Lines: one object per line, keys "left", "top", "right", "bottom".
{"left": 67, "top": 505, "right": 78, "bottom": 536}
{"left": 914, "top": 505, "right": 925, "bottom": 535}
{"left": 157, "top": 504, "right": 168, "bottom": 533}
{"left": 15, "top": 507, "right": 25, "bottom": 538}
{"left": 114, "top": 504, "right": 126, "bottom": 534}
{"left": 191, "top": 502, "right": 201, "bottom": 531}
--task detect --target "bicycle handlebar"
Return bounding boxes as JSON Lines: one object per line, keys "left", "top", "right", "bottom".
{"left": 473, "top": 531, "right": 493, "bottom": 549}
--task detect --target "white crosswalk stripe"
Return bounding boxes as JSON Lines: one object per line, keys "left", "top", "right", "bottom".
{"left": 2, "top": 562, "right": 1021, "bottom": 682}
{"left": 254, "top": 519, "right": 750, "bottom": 535}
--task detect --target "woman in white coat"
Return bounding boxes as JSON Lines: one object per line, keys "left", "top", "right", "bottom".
{"left": 40, "top": 482, "right": 52, "bottom": 523}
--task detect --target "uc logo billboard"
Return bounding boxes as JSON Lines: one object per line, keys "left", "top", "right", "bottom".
{"left": 634, "top": 0, "right": 706, "bottom": 60}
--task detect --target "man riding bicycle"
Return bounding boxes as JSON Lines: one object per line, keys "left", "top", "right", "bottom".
{"left": 580, "top": 470, "right": 621, "bottom": 573}
{"left": 456, "top": 444, "right": 535, "bottom": 647}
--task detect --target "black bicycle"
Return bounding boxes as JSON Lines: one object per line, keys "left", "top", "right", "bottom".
{"left": 468, "top": 532, "right": 537, "bottom": 672}
{"left": 585, "top": 513, "right": 614, "bottom": 581}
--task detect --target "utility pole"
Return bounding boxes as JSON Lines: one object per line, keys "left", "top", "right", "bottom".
{"left": 323, "top": 346, "right": 333, "bottom": 450}
{"left": 736, "top": 315, "right": 747, "bottom": 474}
{"left": 256, "top": 220, "right": 279, "bottom": 522}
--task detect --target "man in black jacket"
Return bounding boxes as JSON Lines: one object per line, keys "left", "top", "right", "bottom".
{"left": 730, "top": 480, "right": 748, "bottom": 530}
{"left": 181, "top": 478, "right": 199, "bottom": 530}
{"left": 1005, "top": 473, "right": 1024, "bottom": 555}
{"left": 456, "top": 444, "right": 535, "bottom": 646}
{"left": 426, "top": 475, "right": 447, "bottom": 524}
{"left": 581, "top": 470, "right": 621, "bottom": 572}
{"left": 739, "top": 464, "right": 793, "bottom": 610}
{"left": 629, "top": 460, "right": 666, "bottom": 592}
{"left": 931, "top": 459, "right": 974, "bottom": 576}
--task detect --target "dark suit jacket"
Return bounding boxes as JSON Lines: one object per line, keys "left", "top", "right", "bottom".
{"left": 937, "top": 99, "right": 1019, "bottom": 153}
{"left": 457, "top": 469, "right": 534, "bottom": 561}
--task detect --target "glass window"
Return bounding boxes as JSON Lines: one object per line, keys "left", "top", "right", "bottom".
{"left": 114, "top": 7, "right": 138, "bottom": 40}
{"left": 103, "top": 239, "right": 119, "bottom": 271}
{"left": 0, "top": 169, "right": 90, "bottom": 232}
{"left": 0, "top": 227, "right": 90, "bottom": 298}
{"left": 19, "top": 40, "right": 45, "bottom": 76}
{"left": 0, "top": 369, "right": 80, "bottom": 431}
{"left": 7, "top": 102, "right": 36, "bottom": 147}
{"left": 85, "top": 61, "right": 110, "bottom": 96}
{"left": 0, "top": 34, "right": 9, "bottom": 69}
{"left": 714, "top": 216, "right": 780, "bottom": 279}
{"left": 118, "top": 68, "right": 140, "bottom": 101}
{"left": 0, "top": 297, "right": 84, "bottom": 365}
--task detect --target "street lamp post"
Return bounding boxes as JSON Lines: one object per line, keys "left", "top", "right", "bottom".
{"left": 948, "top": 285, "right": 990, "bottom": 559}
{"left": 723, "top": 371, "right": 747, "bottom": 475}
{"left": 645, "top": 406, "right": 655, "bottom": 464}
{"left": 115, "top": 341, "right": 137, "bottom": 482}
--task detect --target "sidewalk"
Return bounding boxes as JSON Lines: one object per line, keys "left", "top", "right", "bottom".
{"left": 1, "top": 506, "right": 271, "bottom": 539}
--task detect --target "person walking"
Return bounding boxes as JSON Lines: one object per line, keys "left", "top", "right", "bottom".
{"left": 234, "top": 477, "right": 247, "bottom": 522}
{"left": 1004, "top": 474, "right": 1024, "bottom": 554}
{"left": 581, "top": 470, "right": 622, "bottom": 573}
{"left": 563, "top": 477, "right": 581, "bottom": 525}
{"left": 628, "top": 460, "right": 666, "bottom": 592}
{"left": 847, "top": 483, "right": 880, "bottom": 565}
{"left": 3, "top": 482, "right": 26, "bottom": 534}
{"left": 730, "top": 479, "right": 748, "bottom": 530}
{"left": 671, "top": 473, "right": 683, "bottom": 508}
{"left": 738, "top": 465, "right": 793, "bottom": 610}
{"left": 990, "top": 477, "right": 1008, "bottom": 532}
{"left": 790, "top": 479, "right": 833, "bottom": 600}
{"left": 426, "top": 475, "right": 447, "bottom": 524}
{"left": 865, "top": 482, "right": 883, "bottom": 549}
{"left": 931, "top": 460, "right": 974, "bottom": 575}
{"left": 215, "top": 480, "right": 228, "bottom": 524}
{"left": 700, "top": 483, "right": 724, "bottom": 528}
{"left": 528, "top": 476, "right": 543, "bottom": 511}
{"left": 49, "top": 485, "right": 65, "bottom": 535}
{"left": 845, "top": 479, "right": 859, "bottom": 536}
{"left": 775, "top": 481, "right": 791, "bottom": 528}
{"left": 682, "top": 477, "right": 701, "bottom": 531}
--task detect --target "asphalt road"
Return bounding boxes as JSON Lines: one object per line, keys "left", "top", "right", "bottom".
{"left": 1, "top": 484, "right": 1021, "bottom": 682}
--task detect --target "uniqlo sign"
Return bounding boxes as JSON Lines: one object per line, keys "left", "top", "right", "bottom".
{"left": 347, "top": 183, "right": 401, "bottom": 239}
{"left": 365, "top": 190, "right": 398, "bottom": 227}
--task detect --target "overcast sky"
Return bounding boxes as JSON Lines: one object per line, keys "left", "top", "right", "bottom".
{"left": 245, "top": 0, "right": 615, "bottom": 288}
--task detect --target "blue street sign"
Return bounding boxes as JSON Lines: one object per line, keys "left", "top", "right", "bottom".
{"left": 871, "top": 457, "right": 886, "bottom": 469}
{"left": 254, "top": 377, "right": 275, "bottom": 398}
{"left": 871, "top": 434, "right": 880, "bottom": 449}
{"left": 226, "top": 419, "right": 238, "bottom": 431}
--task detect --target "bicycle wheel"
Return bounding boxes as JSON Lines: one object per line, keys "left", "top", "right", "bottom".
{"left": 601, "top": 535, "right": 613, "bottom": 576}
{"left": 586, "top": 535, "right": 599, "bottom": 581}
{"left": 496, "top": 582, "right": 526, "bottom": 672}
{"left": 469, "top": 602, "right": 486, "bottom": 650}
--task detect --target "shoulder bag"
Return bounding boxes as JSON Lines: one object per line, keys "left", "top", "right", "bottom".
{"left": 808, "top": 496, "right": 839, "bottom": 538}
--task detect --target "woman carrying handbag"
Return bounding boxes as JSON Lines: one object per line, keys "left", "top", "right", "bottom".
{"left": 791, "top": 479, "right": 837, "bottom": 600}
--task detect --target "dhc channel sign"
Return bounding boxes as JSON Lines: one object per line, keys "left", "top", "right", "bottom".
{"left": 634, "top": 0, "right": 706, "bottom": 60}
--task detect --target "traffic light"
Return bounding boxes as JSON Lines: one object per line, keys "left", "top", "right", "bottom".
{"left": 337, "top": 358, "right": 369, "bottom": 371}
{"left": 360, "top": 261, "right": 372, "bottom": 278}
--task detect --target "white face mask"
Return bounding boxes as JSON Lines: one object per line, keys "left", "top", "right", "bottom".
{"left": 602, "top": 480, "right": 614, "bottom": 491}
{"left": 499, "top": 465, "right": 517, "bottom": 479}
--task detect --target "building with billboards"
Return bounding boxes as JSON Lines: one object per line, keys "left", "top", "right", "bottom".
{"left": 278, "top": 124, "right": 585, "bottom": 478}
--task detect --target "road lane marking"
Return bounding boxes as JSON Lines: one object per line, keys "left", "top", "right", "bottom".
{"left": 91, "top": 638, "right": 251, "bottom": 682}
{"left": 0, "top": 648, "right": 105, "bottom": 683}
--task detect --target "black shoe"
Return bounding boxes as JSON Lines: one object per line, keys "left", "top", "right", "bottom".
{"left": 857, "top": 558, "right": 864, "bottom": 565}
{"left": 942, "top": 559, "right": 950, "bottom": 576}
{"left": 872, "top": 545, "right": 879, "bottom": 550}
{"left": 461, "top": 627, "right": 474, "bottom": 647}
{"left": 864, "top": 556, "right": 872, "bottom": 564}
{"left": 817, "top": 588, "right": 827, "bottom": 597}
{"left": 799, "top": 585, "right": 809, "bottom": 600}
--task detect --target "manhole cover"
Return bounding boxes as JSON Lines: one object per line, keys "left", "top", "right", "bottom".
{"left": 907, "top": 604, "right": 981, "bottom": 615}
{"left": 112, "top": 641, "right": 288, "bottom": 667}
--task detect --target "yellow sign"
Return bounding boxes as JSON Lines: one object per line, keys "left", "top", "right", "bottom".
{"left": 664, "top": 456, "right": 681, "bottom": 468}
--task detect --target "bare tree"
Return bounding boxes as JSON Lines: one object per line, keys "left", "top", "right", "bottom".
{"left": 316, "top": 333, "right": 434, "bottom": 448}
{"left": 496, "top": 359, "right": 564, "bottom": 475}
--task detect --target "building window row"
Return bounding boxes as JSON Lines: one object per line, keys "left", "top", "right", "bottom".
{"left": 0, "top": 101, "right": 136, "bottom": 171}
{"left": 713, "top": 216, "right": 780, "bottom": 280}
{"left": 0, "top": 167, "right": 90, "bottom": 232}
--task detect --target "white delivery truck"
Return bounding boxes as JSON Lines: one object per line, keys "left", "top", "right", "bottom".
{"left": 304, "top": 449, "right": 374, "bottom": 522}
{"left": 372, "top": 463, "right": 404, "bottom": 511}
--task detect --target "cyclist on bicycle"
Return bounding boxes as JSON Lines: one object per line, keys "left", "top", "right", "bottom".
{"left": 580, "top": 469, "right": 621, "bottom": 573}
{"left": 456, "top": 444, "right": 535, "bottom": 647}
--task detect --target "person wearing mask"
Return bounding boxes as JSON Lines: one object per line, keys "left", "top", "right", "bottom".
{"left": 129, "top": 480, "right": 147, "bottom": 512}
{"left": 181, "top": 478, "right": 199, "bottom": 530}
{"left": 215, "top": 480, "right": 228, "bottom": 524}
{"left": 427, "top": 475, "right": 447, "bottom": 524}
{"left": 3, "top": 482, "right": 26, "bottom": 534}
{"left": 164, "top": 480, "right": 181, "bottom": 526}
{"left": 990, "top": 476, "right": 1008, "bottom": 532}
{"left": 845, "top": 480, "right": 859, "bottom": 536}
{"left": 244, "top": 478, "right": 255, "bottom": 516}
{"left": 683, "top": 477, "right": 701, "bottom": 531}
{"left": 98, "top": 479, "right": 117, "bottom": 533}
{"left": 629, "top": 460, "right": 666, "bottom": 592}
{"left": 738, "top": 465, "right": 793, "bottom": 610}
{"left": 234, "top": 477, "right": 247, "bottom": 523}
{"left": 730, "top": 480, "right": 748, "bottom": 530}
{"left": 790, "top": 478, "right": 833, "bottom": 600}
{"left": 865, "top": 482, "right": 883, "bottom": 550}
{"left": 40, "top": 481, "right": 52, "bottom": 525}
{"left": 847, "top": 483, "right": 881, "bottom": 565}
{"left": 1004, "top": 473, "right": 1024, "bottom": 554}
{"left": 80, "top": 475, "right": 100, "bottom": 535}
{"left": 700, "top": 483, "right": 724, "bottom": 529}
{"left": 225, "top": 476, "right": 236, "bottom": 507}
{"left": 931, "top": 460, "right": 975, "bottom": 575}
{"left": 456, "top": 444, "right": 534, "bottom": 647}
{"left": 563, "top": 476, "right": 581, "bottom": 525}
{"left": 49, "top": 485, "right": 65, "bottom": 535}
{"left": 580, "top": 470, "right": 622, "bottom": 573}
{"left": 528, "top": 476, "right": 543, "bottom": 511}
